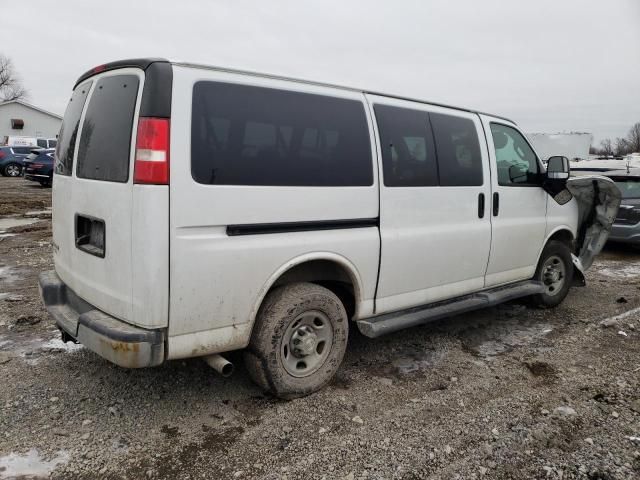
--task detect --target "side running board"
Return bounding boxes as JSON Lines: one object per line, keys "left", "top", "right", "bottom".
{"left": 357, "top": 280, "right": 544, "bottom": 338}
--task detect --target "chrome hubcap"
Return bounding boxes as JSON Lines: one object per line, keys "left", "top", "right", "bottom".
{"left": 542, "top": 255, "right": 566, "bottom": 296}
{"left": 281, "top": 311, "right": 333, "bottom": 377}
{"left": 6, "top": 165, "right": 20, "bottom": 176}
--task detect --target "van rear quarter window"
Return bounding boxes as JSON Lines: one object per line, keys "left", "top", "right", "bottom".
{"left": 191, "top": 81, "right": 373, "bottom": 186}
{"left": 55, "top": 81, "right": 92, "bottom": 176}
{"left": 374, "top": 104, "right": 438, "bottom": 187}
{"left": 430, "top": 113, "right": 483, "bottom": 187}
{"left": 76, "top": 75, "right": 140, "bottom": 182}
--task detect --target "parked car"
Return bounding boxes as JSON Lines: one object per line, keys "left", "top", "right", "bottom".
{"left": 38, "top": 59, "right": 621, "bottom": 398}
{"left": 23, "top": 148, "right": 55, "bottom": 187}
{"left": 603, "top": 168, "right": 640, "bottom": 246}
{"left": 0, "top": 145, "right": 34, "bottom": 176}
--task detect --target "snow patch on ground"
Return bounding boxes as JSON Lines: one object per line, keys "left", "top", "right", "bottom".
{"left": 597, "top": 263, "right": 640, "bottom": 279}
{"left": 42, "top": 337, "right": 84, "bottom": 352}
{"left": 0, "top": 449, "right": 69, "bottom": 479}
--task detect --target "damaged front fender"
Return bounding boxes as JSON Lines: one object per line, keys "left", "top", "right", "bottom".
{"left": 566, "top": 176, "right": 621, "bottom": 273}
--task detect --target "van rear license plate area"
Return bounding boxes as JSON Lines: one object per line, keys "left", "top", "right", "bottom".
{"left": 75, "top": 214, "right": 105, "bottom": 258}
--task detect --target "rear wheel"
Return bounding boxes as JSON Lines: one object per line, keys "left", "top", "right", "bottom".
{"left": 244, "top": 282, "right": 348, "bottom": 399}
{"left": 530, "top": 240, "right": 574, "bottom": 308}
{"left": 2, "top": 163, "right": 22, "bottom": 177}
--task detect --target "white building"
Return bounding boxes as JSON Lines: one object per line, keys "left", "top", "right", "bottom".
{"left": 0, "top": 100, "right": 62, "bottom": 142}
{"left": 526, "top": 132, "right": 593, "bottom": 161}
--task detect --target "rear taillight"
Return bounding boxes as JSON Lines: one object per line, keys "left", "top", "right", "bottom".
{"left": 134, "top": 117, "right": 170, "bottom": 185}
{"left": 32, "top": 163, "right": 44, "bottom": 169}
{"left": 0, "top": 151, "right": 5, "bottom": 159}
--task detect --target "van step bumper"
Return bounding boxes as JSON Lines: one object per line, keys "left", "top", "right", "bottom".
{"left": 357, "top": 280, "right": 544, "bottom": 338}
{"left": 38, "top": 270, "right": 165, "bottom": 368}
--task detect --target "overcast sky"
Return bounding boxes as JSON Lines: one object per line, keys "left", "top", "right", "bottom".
{"left": 3, "top": 0, "right": 639, "bottom": 143}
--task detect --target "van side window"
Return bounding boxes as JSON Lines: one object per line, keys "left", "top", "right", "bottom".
{"left": 77, "top": 75, "right": 140, "bottom": 183}
{"left": 37, "top": 139, "right": 47, "bottom": 148}
{"left": 430, "top": 113, "right": 483, "bottom": 186}
{"left": 191, "top": 82, "right": 373, "bottom": 187}
{"left": 55, "top": 81, "right": 92, "bottom": 176}
{"left": 373, "top": 104, "right": 437, "bottom": 187}
{"left": 490, "top": 123, "right": 540, "bottom": 186}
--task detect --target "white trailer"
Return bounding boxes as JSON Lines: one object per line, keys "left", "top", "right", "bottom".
{"left": 526, "top": 132, "right": 593, "bottom": 161}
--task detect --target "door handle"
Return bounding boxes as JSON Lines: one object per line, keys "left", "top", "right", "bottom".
{"left": 478, "top": 193, "right": 485, "bottom": 218}
{"left": 493, "top": 192, "right": 500, "bottom": 216}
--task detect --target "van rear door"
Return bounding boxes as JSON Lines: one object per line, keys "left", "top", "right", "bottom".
{"left": 52, "top": 62, "right": 171, "bottom": 332}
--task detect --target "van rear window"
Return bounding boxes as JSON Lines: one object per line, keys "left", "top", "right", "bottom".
{"left": 191, "top": 82, "right": 373, "bottom": 186}
{"left": 76, "top": 75, "right": 140, "bottom": 182}
{"left": 55, "top": 81, "right": 91, "bottom": 176}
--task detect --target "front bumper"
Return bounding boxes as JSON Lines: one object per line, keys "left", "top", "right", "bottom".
{"left": 608, "top": 223, "right": 640, "bottom": 245}
{"left": 38, "top": 270, "right": 165, "bottom": 368}
{"left": 25, "top": 173, "right": 51, "bottom": 181}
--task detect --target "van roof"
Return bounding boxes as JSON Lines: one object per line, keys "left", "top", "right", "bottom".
{"left": 75, "top": 58, "right": 517, "bottom": 125}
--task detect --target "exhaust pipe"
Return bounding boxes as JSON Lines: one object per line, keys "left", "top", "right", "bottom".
{"left": 203, "top": 354, "right": 234, "bottom": 377}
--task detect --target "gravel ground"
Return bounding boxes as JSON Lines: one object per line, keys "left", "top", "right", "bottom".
{"left": 1, "top": 176, "right": 639, "bottom": 480}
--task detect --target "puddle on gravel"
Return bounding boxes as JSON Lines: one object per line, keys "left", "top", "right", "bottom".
{"left": 382, "top": 341, "right": 447, "bottom": 376}
{"left": 0, "top": 266, "right": 22, "bottom": 286}
{"left": 462, "top": 319, "right": 553, "bottom": 358}
{"left": 0, "top": 216, "right": 39, "bottom": 231}
{"left": 24, "top": 209, "right": 52, "bottom": 218}
{"left": 392, "top": 349, "right": 443, "bottom": 374}
{"left": 0, "top": 449, "right": 69, "bottom": 479}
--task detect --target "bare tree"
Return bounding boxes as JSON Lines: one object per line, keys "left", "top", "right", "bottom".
{"left": 614, "top": 137, "right": 629, "bottom": 157}
{"left": 626, "top": 122, "right": 640, "bottom": 153}
{"left": 0, "top": 55, "right": 27, "bottom": 102}
{"left": 600, "top": 138, "right": 613, "bottom": 157}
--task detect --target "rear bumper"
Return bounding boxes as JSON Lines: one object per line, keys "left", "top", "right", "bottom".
{"left": 38, "top": 270, "right": 165, "bottom": 368}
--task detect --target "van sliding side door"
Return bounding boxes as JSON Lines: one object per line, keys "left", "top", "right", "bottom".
{"left": 369, "top": 95, "right": 492, "bottom": 314}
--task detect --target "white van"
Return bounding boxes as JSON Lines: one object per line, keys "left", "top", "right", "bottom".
{"left": 39, "top": 59, "right": 621, "bottom": 398}
{"left": 1, "top": 136, "right": 57, "bottom": 148}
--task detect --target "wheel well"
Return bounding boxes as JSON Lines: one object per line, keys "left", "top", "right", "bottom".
{"left": 547, "top": 229, "right": 575, "bottom": 251}
{"left": 271, "top": 260, "right": 357, "bottom": 319}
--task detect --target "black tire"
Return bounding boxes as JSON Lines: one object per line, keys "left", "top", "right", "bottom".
{"left": 530, "top": 240, "right": 574, "bottom": 308}
{"left": 2, "top": 163, "right": 22, "bottom": 177}
{"left": 244, "top": 282, "right": 349, "bottom": 399}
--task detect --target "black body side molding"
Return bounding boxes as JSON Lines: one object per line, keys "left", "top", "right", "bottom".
{"left": 227, "top": 218, "right": 379, "bottom": 236}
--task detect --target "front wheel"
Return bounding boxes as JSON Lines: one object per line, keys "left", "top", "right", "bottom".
{"left": 244, "top": 282, "right": 349, "bottom": 399}
{"left": 2, "top": 163, "right": 22, "bottom": 177}
{"left": 530, "top": 240, "right": 574, "bottom": 308}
